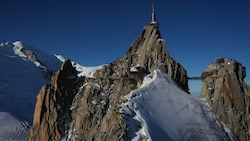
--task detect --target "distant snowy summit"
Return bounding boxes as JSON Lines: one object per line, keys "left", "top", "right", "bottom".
{"left": 1, "top": 41, "right": 62, "bottom": 75}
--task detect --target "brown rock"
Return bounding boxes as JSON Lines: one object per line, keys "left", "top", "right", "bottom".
{"left": 125, "top": 25, "right": 188, "bottom": 92}
{"left": 27, "top": 59, "right": 80, "bottom": 141}
{"left": 200, "top": 58, "right": 250, "bottom": 141}
{"left": 68, "top": 82, "right": 127, "bottom": 141}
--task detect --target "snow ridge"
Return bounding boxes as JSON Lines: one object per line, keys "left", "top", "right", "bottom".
{"left": 121, "top": 70, "right": 237, "bottom": 141}
{"left": 12, "top": 41, "right": 62, "bottom": 74}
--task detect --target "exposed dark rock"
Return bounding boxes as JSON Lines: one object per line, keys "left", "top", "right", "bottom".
{"left": 200, "top": 58, "right": 250, "bottom": 141}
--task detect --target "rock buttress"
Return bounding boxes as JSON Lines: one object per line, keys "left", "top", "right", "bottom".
{"left": 201, "top": 58, "right": 250, "bottom": 141}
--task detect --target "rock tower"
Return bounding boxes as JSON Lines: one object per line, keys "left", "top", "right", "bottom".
{"left": 201, "top": 58, "right": 250, "bottom": 141}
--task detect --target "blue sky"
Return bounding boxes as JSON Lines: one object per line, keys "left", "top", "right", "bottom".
{"left": 1, "top": 0, "right": 250, "bottom": 95}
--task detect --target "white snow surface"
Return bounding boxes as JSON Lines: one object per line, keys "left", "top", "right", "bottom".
{"left": 130, "top": 67, "right": 138, "bottom": 72}
{"left": 121, "top": 70, "right": 237, "bottom": 141}
{"left": 55, "top": 54, "right": 103, "bottom": 77}
{"left": 13, "top": 41, "right": 62, "bottom": 72}
{"left": 0, "top": 41, "right": 62, "bottom": 140}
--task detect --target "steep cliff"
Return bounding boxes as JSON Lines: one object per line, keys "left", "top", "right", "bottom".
{"left": 27, "top": 59, "right": 81, "bottom": 141}
{"left": 200, "top": 58, "right": 250, "bottom": 141}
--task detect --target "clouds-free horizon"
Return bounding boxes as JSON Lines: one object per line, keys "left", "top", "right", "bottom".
{"left": 1, "top": 0, "right": 249, "bottom": 94}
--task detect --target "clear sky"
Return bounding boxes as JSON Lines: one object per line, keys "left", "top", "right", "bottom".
{"left": 1, "top": 0, "right": 250, "bottom": 95}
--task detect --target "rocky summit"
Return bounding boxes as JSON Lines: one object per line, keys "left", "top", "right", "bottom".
{"left": 125, "top": 24, "right": 188, "bottom": 92}
{"left": 201, "top": 57, "right": 250, "bottom": 141}
{"left": 27, "top": 24, "right": 189, "bottom": 140}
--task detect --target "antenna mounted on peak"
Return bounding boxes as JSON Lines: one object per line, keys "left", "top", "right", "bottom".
{"left": 150, "top": 3, "right": 157, "bottom": 25}
{"left": 152, "top": 3, "right": 155, "bottom": 12}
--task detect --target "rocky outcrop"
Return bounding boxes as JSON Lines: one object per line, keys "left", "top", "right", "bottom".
{"left": 27, "top": 59, "right": 81, "bottom": 141}
{"left": 200, "top": 58, "right": 250, "bottom": 141}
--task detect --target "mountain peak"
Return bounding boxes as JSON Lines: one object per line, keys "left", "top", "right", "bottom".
{"left": 125, "top": 24, "right": 188, "bottom": 92}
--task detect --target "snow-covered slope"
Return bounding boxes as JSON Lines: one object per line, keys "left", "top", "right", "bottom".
{"left": 12, "top": 41, "right": 61, "bottom": 73}
{"left": 0, "top": 41, "right": 62, "bottom": 140}
{"left": 121, "top": 70, "right": 237, "bottom": 141}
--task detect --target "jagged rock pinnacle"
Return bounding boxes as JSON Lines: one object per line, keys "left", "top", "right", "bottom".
{"left": 27, "top": 59, "right": 80, "bottom": 141}
{"left": 125, "top": 24, "right": 189, "bottom": 92}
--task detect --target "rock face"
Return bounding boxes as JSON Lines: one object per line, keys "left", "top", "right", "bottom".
{"left": 200, "top": 58, "right": 250, "bottom": 141}
{"left": 27, "top": 59, "right": 80, "bottom": 141}
{"left": 69, "top": 81, "right": 128, "bottom": 141}
{"left": 27, "top": 24, "right": 189, "bottom": 141}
